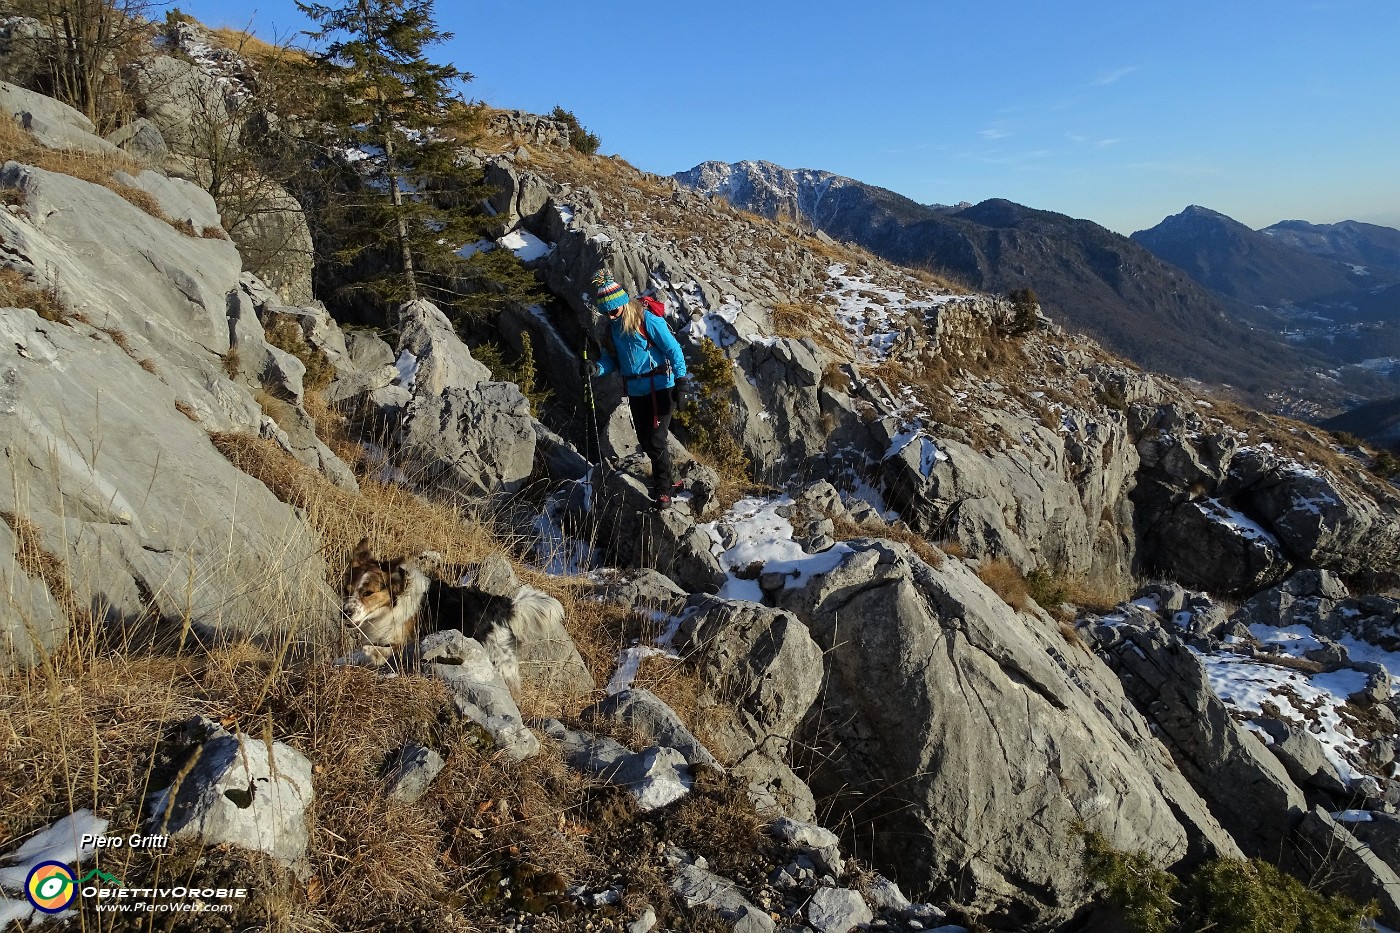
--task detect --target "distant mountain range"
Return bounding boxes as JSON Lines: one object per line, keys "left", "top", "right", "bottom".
{"left": 676, "top": 160, "right": 1400, "bottom": 414}
{"left": 675, "top": 161, "right": 1329, "bottom": 402}
{"left": 1131, "top": 207, "right": 1400, "bottom": 385}
{"left": 1262, "top": 219, "right": 1400, "bottom": 274}
{"left": 1131, "top": 207, "right": 1400, "bottom": 316}
{"left": 1129, "top": 206, "right": 1366, "bottom": 306}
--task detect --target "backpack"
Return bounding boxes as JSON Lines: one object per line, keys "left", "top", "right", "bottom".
{"left": 639, "top": 295, "right": 667, "bottom": 319}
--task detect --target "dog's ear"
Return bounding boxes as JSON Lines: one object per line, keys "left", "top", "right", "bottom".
{"left": 352, "top": 536, "right": 373, "bottom": 564}
{"left": 387, "top": 561, "right": 407, "bottom": 603}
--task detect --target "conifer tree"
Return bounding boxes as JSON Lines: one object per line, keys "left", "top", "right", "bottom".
{"left": 296, "top": 0, "right": 477, "bottom": 303}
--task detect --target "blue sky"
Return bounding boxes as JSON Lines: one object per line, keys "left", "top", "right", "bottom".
{"left": 180, "top": 0, "right": 1399, "bottom": 235}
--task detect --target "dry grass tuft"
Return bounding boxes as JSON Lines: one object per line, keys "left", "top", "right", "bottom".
{"left": 264, "top": 315, "right": 336, "bottom": 392}
{"left": 173, "top": 399, "right": 199, "bottom": 421}
{"left": 210, "top": 26, "right": 312, "bottom": 66}
{"left": 662, "top": 768, "right": 772, "bottom": 877}
{"left": 1, "top": 117, "right": 212, "bottom": 237}
{"left": 138, "top": 357, "right": 159, "bottom": 375}
{"left": 1058, "top": 620, "right": 1093, "bottom": 654}
{"left": 0, "top": 114, "right": 144, "bottom": 184}
{"left": 978, "top": 557, "right": 1032, "bottom": 613}
{"left": 0, "top": 511, "right": 92, "bottom": 636}
{"left": 831, "top": 513, "right": 945, "bottom": 569}
{"left": 771, "top": 301, "right": 856, "bottom": 363}
{"left": 1204, "top": 396, "right": 1376, "bottom": 494}
{"left": 0, "top": 651, "right": 194, "bottom": 848}
{"left": 0, "top": 267, "right": 67, "bottom": 322}
{"left": 209, "top": 432, "right": 504, "bottom": 574}
{"left": 221, "top": 344, "right": 242, "bottom": 379}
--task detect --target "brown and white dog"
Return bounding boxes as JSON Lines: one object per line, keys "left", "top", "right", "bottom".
{"left": 340, "top": 537, "right": 563, "bottom": 694}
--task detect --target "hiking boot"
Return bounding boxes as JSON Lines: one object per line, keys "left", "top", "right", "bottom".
{"left": 653, "top": 495, "right": 671, "bottom": 510}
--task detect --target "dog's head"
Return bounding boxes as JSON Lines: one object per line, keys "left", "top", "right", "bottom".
{"left": 341, "top": 537, "right": 407, "bottom": 627}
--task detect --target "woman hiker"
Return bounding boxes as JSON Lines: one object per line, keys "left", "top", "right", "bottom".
{"left": 585, "top": 272, "right": 697, "bottom": 508}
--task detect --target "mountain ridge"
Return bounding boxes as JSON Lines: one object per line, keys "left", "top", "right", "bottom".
{"left": 676, "top": 160, "right": 1329, "bottom": 402}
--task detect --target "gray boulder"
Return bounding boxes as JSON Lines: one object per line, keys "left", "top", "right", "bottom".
{"left": 384, "top": 742, "right": 445, "bottom": 804}
{"left": 1, "top": 80, "right": 122, "bottom": 157}
{"left": 225, "top": 179, "right": 315, "bottom": 306}
{"left": 594, "top": 468, "right": 725, "bottom": 593}
{"left": 677, "top": 597, "right": 823, "bottom": 757}
{"left": 538, "top": 720, "right": 693, "bottom": 811}
{"left": 129, "top": 54, "right": 238, "bottom": 156}
{"left": 0, "top": 516, "right": 67, "bottom": 669}
{"left": 0, "top": 18, "right": 51, "bottom": 87}
{"left": 769, "top": 816, "right": 843, "bottom": 877}
{"left": 150, "top": 717, "right": 313, "bottom": 865}
{"left": 584, "top": 688, "right": 720, "bottom": 770}
{"left": 1231, "top": 449, "right": 1400, "bottom": 588}
{"left": 1289, "top": 807, "right": 1400, "bottom": 926}
{"left": 0, "top": 307, "right": 334, "bottom": 657}
{"left": 806, "top": 886, "right": 872, "bottom": 933}
{"left": 671, "top": 862, "right": 775, "bottom": 933}
{"left": 875, "top": 401, "right": 1140, "bottom": 581}
{"left": 394, "top": 383, "right": 536, "bottom": 498}
{"left": 395, "top": 298, "right": 492, "bottom": 395}
{"left": 595, "top": 569, "right": 690, "bottom": 615}
{"left": 422, "top": 631, "right": 539, "bottom": 760}
{"left": 1345, "top": 811, "right": 1400, "bottom": 873}
{"left": 774, "top": 538, "right": 1240, "bottom": 928}
{"left": 1148, "top": 497, "right": 1291, "bottom": 595}
{"left": 1254, "top": 718, "right": 1349, "bottom": 795}
{"left": 113, "top": 167, "right": 223, "bottom": 233}
{"left": 105, "top": 117, "right": 169, "bottom": 164}
{"left": 1133, "top": 407, "right": 1400, "bottom": 591}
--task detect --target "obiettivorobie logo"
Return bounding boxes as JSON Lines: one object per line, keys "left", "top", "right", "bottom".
{"left": 23, "top": 859, "right": 246, "bottom": 916}
{"left": 25, "top": 862, "right": 79, "bottom": 913}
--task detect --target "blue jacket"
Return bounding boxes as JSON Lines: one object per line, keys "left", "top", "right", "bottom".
{"left": 596, "top": 312, "right": 688, "bottom": 397}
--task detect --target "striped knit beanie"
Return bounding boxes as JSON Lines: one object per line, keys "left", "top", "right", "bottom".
{"left": 592, "top": 271, "right": 630, "bottom": 315}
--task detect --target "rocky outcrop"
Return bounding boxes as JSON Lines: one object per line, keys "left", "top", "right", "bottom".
{"left": 1088, "top": 613, "right": 1307, "bottom": 856}
{"left": 1133, "top": 402, "right": 1400, "bottom": 592}
{"left": 388, "top": 299, "right": 537, "bottom": 498}
{"left": 0, "top": 163, "right": 340, "bottom": 660}
{"left": 128, "top": 54, "right": 239, "bottom": 157}
{"left": 676, "top": 596, "right": 824, "bottom": 819}
{"left": 422, "top": 631, "right": 539, "bottom": 760}
{"left": 226, "top": 179, "right": 316, "bottom": 306}
{"left": 766, "top": 538, "right": 1239, "bottom": 928}
{"left": 589, "top": 467, "right": 725, "bottom": 594}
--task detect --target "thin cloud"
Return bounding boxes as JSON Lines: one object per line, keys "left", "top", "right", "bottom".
{"left": 1067, "top": 133, "right": 1122, "bottom": 149}
{"left": 1091, "top": 66, "right": 1139, "bottom": 87}
{"left": 980, "top": 123, "right": 1013, "bottom": 140}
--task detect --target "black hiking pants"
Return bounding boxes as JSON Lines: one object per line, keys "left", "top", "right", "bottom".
{"left": 627, "top": 388, "right": 674, "bottom": 497}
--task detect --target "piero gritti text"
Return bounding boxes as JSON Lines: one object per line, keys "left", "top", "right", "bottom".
{"left": 79, "top": 832, "right": 170, "bottom": 850}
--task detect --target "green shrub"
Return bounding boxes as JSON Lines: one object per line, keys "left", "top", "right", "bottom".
{"left": 448, "top": 248, "right": 543, "bottom": 324}
{"left": 673, "top": 338, "right": 749, "bottom": 482}
{"left": 1007, "top": 287, "right": 1039, "bottom": 335}
{"left": 1082, "top": 831, "right": 1178, "bottom": 933}
{"left": 1083, "top": 831, "right": 1375, "bottom": 933}
{"left": 473, "top": 331, "right": 552, "bottom": 417}
{"left": 550, "top": 106, "right": 600, "bottom": 155}
{"left": 1025, "top": 568, "right": 1069, "bottom": 610}
{"left": 1330, "top": 430, "right": 1364, "bottom": 448}
{"left": 264, "top": 316, "right": 335, "bottom": 392}
{"left": 1371, "top": 449, "right": 1399, "bottom": 479}
{"left": 1180, "top": 858, "right": 1374, "bottom": 933}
